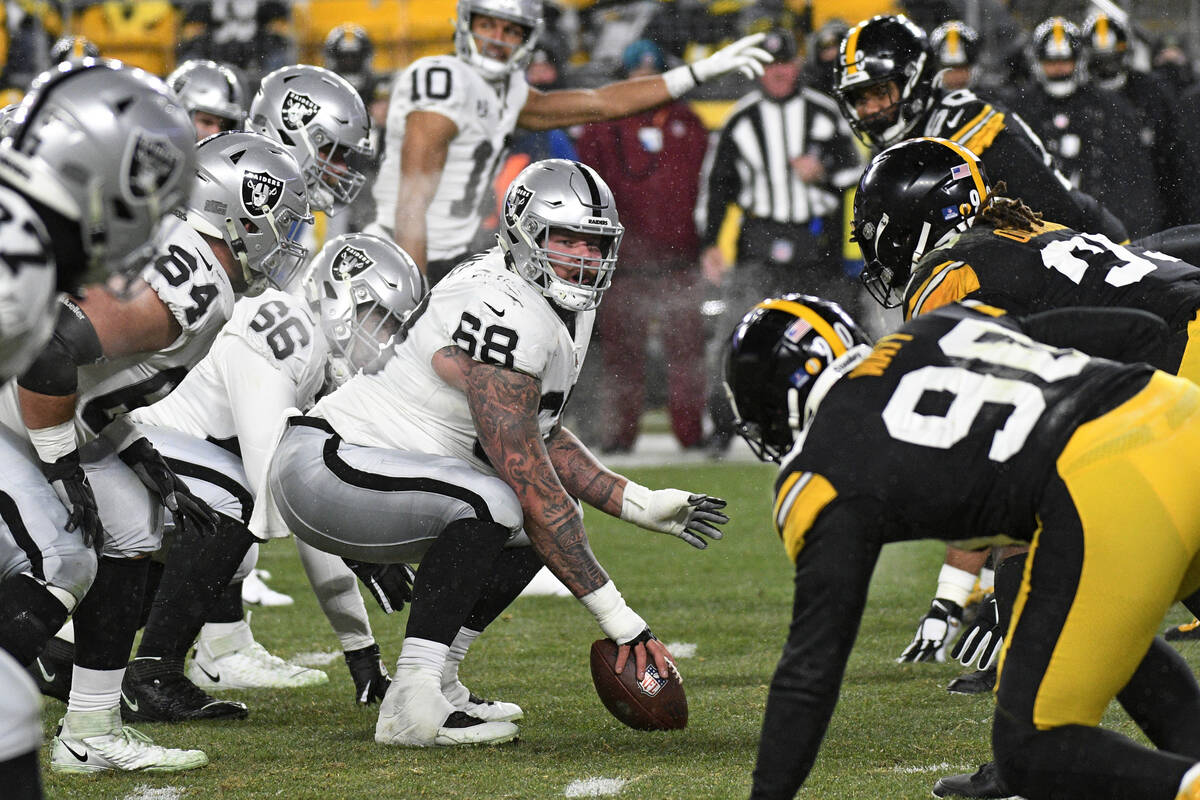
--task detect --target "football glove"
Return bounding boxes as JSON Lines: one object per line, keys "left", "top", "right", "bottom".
{"left": 619, "top": 483, "right": 729, "bottom": 549}
{"left": 692, "top": 33, "right": 773, "bottom": 82}
{"left": 897, "top": 598, "right": 963, "bottom": 663}
{"left": 38, "top": 450, "right": 105, "bottom": 555}
{"left": 117, "top": 437, "right": 219, "bottom": 538}
{"left": 951, "top": 593, "right": 1003, "bottom": 670}
{"left": 343, "top": 558, "right": 414, "bottom": 614}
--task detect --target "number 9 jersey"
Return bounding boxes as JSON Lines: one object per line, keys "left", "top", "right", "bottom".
{"left": 311, "top": 247, "right": 592, "bottom": 473}
{"left": 372, "top": 56, "right": 529, "bottom": 263}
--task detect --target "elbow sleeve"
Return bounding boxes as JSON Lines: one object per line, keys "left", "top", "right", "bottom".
{"left": 17, "top": 298, "right": 103, "bottom": 395}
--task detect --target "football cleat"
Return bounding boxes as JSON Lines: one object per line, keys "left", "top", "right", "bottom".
{"left": 50, "top": 708, "right": 208, "bottom": 774}
{"left": 122, "top": 656, "right": 249, "bottom": 722}
{"left": 29, "top": 635, "right": 74, "bottom": 702}
{"left": 187, "top": 622, "right": 329, "bottom": 690}
{"left": 443, "top": 678, "right": 523, "bottom": 723}
{"left": 241, "top": 569, "right": 294, "bottom": 607}
{"left": 345, "top": 643, "right": 391, "bottom": 705}
{"left": 1165, "top": 617, "right": 1200, "bottom": 641}
{"left": 932, "top": 762, "right": 1019, "bottom": 799}
{"left": 947, "top": 665, "right": 997, "bottom": 695}
{"left": 375, "top": 666, "right": 518, "bottom": 747}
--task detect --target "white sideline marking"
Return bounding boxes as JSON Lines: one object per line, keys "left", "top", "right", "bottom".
{"left": 291, "top": 650, "right": 341, "bottom": 666}
{"left": 664, "top": 641, "right": 697, "bottom": 658}
{"left": 564, "top": 777, "right": 628, "bottom": 796}
{"left": 121, "top": 785, "right": 186, "bottom": 800}
{"left": 892, "top": 762, "right": 971, "bottom": 774}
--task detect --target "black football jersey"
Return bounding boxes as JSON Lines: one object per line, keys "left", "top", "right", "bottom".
{"left": 773, "top": 303, "right": 1153, "bottom": 560}
{"left": 904, "top": 222, "right": 1200, "bottom": 357}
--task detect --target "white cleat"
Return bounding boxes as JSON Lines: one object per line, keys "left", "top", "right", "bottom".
{"left": 50, "top": 708, "right": 208, "bottom": 774}
{"left": 443, "top": 678, "right": 523, "bottom": 722}
{"left": 187, "top": 620, "right": 329, "bottom": 690}
{"left": 376, "top": 667, "right": 518, "bottom": 747}
{"left": 242, "top": 569, "right": 294, "bottom": 606}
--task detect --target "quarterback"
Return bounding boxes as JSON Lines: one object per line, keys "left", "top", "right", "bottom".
{"left": 270, "top": 159, "right": 728, "bottom": 746}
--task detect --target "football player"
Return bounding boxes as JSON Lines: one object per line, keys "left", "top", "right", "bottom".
{"left": 267, "top": 159, "right": 729, "bottom": 746}
{"left": 166, "top": 59, "right": 247, "bottom": 139}
{"left": 372, "top": 0, "right": 773, "bottom": 284}
{"left": 0, "top": 60, "right": 204, "bottom": 778}
{"left": 118, "top": 233, "right": 424, "bottom": 704}
{"left": 5, "top": 130, "right": 311, "bottom": 767}
{"left": 727, "top": 294, "right": 1200, "bottom": 800}
{"left": 833, "top": 14, "right": 1128, "bottom": 242}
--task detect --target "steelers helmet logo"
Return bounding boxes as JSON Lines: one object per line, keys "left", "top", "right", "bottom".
{"left": 241, "top": 170, "right": 284, "bottom": 216}
{"left": 860, "top": 221, "right": 876, "bottom": 240}
{"left": 123, "top": 130, "right": 184, "bottom": 202}
{"left": 332, "top": 245, "right": 374, "bottom": 280}
{"left": 281, "top": 90, "right": 320, "bottom": 130}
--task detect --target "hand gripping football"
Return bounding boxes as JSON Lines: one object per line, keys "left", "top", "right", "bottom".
{"left": 589, "top": 639, "right": 688, "bottom": 730}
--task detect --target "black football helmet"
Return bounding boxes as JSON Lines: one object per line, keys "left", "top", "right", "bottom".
{"left": 852, "top": 137, "right": 991, "bottom": 308}
{"left": 324, "top": 24, "right": 375, "bottom": 79}
{"left": 930, "top": 20, "right": 981, "bottom": 69}
{"left": 834, "top": 15, "right": 936, "bottom": 149}
{"left": 724, "top": 295, "right": 871, "bottom": 463}
{"left": 1082, "top": 12, "right": 1130, "bottom": 85}
{"left": 1031, "top": 17, "right": 1081, "bottom": 97}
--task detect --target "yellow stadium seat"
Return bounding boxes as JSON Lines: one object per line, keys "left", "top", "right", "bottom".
{"left": 72, "top": 1, "right": 177, "bottom": 76}
{"left": 293, "top": 0, "right": 453, "bottom": 74}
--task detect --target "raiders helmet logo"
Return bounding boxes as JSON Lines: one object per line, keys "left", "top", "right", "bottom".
{"left": 281, "top": 90, "right": 320, "bottom": 130}
{"left": 122, "top": 131, "right": 183, "bottom": 202}
{"left": 332, "top": 245, "right": 374, "bottom": 280}
{"left": 505, "top": 185, "right": 533, "bottom": 226}
{"left": 241, "top": 170, "right": 284, "bottom": 216}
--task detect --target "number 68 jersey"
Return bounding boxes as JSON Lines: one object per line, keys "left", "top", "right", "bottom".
{"left": 774, "top": 304, "right": 1154, "bottom": 561}
{"left": 312, "top": 248, "right": 592, "bottom": 474}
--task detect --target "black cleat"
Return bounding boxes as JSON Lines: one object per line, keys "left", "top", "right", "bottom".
{"left": 29, "top": 636, "right": 74, "bottom": 703}
{"left": 1166, "top": 618, "right": 1200, "bottom": 641}
{"left": 947, "top": 665, "right": 996, "bottom": 695}
{"left": 121, "top": 656, "right": 248, "bottom": 723}
{"left": 345, "top": 643, "right": 390, "bottom": 705}
{"left": 932, "top": 762, "right": 1019, "bottom": 799}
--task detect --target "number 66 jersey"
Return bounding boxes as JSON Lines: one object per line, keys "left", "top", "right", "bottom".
{"left": 311, "top": 247, "right": 592, "bottom": 474}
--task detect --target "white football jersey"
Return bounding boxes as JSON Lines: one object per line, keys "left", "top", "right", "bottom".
{"left": 0, "top": 182, "right": 57, "bottom": 383}
{"left": 130, "top": 289, "right": 326, "bottom": 494}
{"left": 373, "top": 56, "right": 529, "bottom": 261}
{"left": 312, "top": 247, "right": 592, "bottom": 473}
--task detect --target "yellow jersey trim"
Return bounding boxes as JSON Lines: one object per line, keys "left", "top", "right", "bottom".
{"left": 774, "top": 471, "right": 838, "bottom": 564}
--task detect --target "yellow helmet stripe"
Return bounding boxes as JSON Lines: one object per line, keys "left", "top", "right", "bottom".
{"left": 1096, "top": 15, "right": 1111, "bottom": 47}
{"left": 843, "top": 22, "right": 864, "bottom": 75}
{"left": 920, "top": 136, "right": 988, "bottom": 201}
{"left": 946, "top": 27, "right": 961, "bottom": 59}
{"left": 755, "top": 299, "right": 848, "bottom": 358}
{"left": 1053, "top": 20, "right": 1065, "bottom": 48}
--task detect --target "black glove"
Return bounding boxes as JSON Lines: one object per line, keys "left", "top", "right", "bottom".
{"left": 951, "top": 593, "right": 1003, "bottom": 670}
{"left": 343, "top": 558, "right": 415, "bottom": 614}
{"left": 39, "top": 451, "right": 105, "bottom": 555}
{"left": 117, "top": 437, "right": 219, "bottom": 538}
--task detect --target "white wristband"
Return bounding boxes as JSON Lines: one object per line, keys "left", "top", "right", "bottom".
{"left": 663, "top": 65, "right": 699, "bottom": 99}
{"left": 580, "top": 580, "right": 647, "bottom": 644}
{"left": 28, "top": 419, "right": 77, "bottom": 463}
{"left": 618, "top": 480, "right": 651, "bottom": 523}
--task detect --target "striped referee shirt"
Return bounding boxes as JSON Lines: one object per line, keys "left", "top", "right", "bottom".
{"left": 695, "top": 86, "right": 862, "bottom": 247}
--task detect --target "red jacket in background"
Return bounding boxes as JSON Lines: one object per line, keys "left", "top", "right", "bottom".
{"left": 575, "top": 102, "right": 709, "bottom": 270}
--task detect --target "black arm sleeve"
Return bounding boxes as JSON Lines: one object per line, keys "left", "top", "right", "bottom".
{"left": 749, "top": 500, "right": 885, "bottom": 799}
{"left": 1019, "top": 306, "right": 1169, "bottom": 364}
{"left": 16, "top": 297, "right": 103, "bottom": 396}
{"left": 1134, "top": 224, "right": 1200, "bottom": 265}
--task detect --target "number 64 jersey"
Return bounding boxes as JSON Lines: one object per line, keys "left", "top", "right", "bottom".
{"left": 311, "top": 248, "right": 591, "bottom": 474}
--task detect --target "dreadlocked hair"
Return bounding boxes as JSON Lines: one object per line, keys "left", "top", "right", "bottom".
{"left": 978, "top": 181, "right": 1043, "bottom": 231}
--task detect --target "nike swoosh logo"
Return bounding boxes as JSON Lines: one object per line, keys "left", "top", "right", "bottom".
{"left": 121, "top": 690, "right": 139, "bottom": 713}
{"left": 196, "top": 663, "right": 221, "bottom": 683}
{"left": 62, "top": 741, "right": 89, "bottom": 762}
{"left": 36, "top": 658, "right": 56, "bottom": 683}
{"left": 483, "top": 302, "right": 506, "bottom": 317}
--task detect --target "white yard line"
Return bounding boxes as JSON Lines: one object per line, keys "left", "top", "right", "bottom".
{"left": 291, "top": 650, "right": 342, "bottom": 666}
{"left": 121, "top": 785, "right": 187, "bottom": 800}
{"left": 891, "top": 762, "right": 972, "bottom": 774}
{"left": 564, "top": 777, "right": 628, "bottom": 797}
{"left": 663, "top": 642, "right": 697, "bottom": 658}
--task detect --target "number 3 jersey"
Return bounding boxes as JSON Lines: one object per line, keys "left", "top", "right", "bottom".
{"left": 372, "top": 55, "right": 528, "bottom": 261}
{"left": 312, "top": 247, "right": 592, "bottom": 474}
{"left": 773, "top": 303, "right": 1153, "bottom": 563}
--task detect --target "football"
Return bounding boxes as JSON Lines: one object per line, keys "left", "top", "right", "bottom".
{"left": 589, "top": 638, "right": 688, "bottom": 731}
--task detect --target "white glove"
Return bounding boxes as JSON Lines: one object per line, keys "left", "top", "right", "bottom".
{"left": 663, "top": 33, "right": 774, "bottom": 98}
{"left": 896, "top": 599, "right": 963, "bottom": 663}
{"left": 620, "top": 482, "right": 729, "bottom": 549}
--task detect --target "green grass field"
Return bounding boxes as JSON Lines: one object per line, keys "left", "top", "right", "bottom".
{"left": 37, "top": 461, "right": 1200, "bottom": 800}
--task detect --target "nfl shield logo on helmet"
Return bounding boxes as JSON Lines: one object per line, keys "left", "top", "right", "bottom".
{"left": 281, "top": 90, "right": 320, "bottom": 130}
{"left": 332, "top": 245, "right": 374, "bottom": 280}
{"left": 638, "top": 665, "right": 667, "bottom": 697}
{"left": 241, "top": 170, "right": 284, "bottom": 216}
{"left": 122, "top": 130, "right": 183, "bottom": 202}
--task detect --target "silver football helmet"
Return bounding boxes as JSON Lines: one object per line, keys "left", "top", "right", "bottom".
{"left": 455, "top": 0, "right": 544, "bottom": 80}
{"left": 309, "top": 233, "right": 425, "bottom": 386}
{"left": 498, "top": 159, "right": 622, "bottom": 312}
{"left": 167, "top": 59, "right": 246, "bottom": 131}
{"left": 185, "top": 130, "right": 313, "bottom": 292}
{"left": 0, "top": 59, "right": 196, "bottom": 277}
{"left": 248, "top": 65, "right": 372, "bottom": 215}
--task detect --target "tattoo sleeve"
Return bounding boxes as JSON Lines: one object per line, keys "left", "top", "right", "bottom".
{"left": 545, "top": 426, "right": 625, "bottom": 517}
{"left": 438, "top": 346, "right": 608, "bottom": 595}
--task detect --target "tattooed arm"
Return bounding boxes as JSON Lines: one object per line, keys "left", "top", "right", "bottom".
{"left": 545, "top": 426, "right": 625, "bottom": 517}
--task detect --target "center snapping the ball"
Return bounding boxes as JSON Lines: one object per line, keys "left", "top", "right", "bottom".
{"left": 589, "top": 638, "right": 688, "bottom": 730}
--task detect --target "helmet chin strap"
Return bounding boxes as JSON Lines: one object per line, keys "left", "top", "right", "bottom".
{"left": 224, "top": 216, "right": 253, "bottom": 283}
